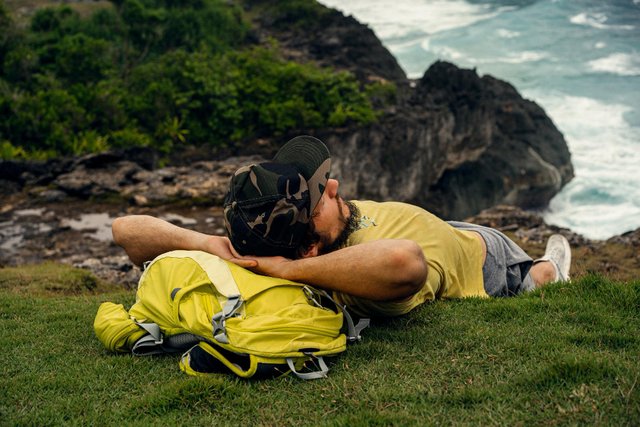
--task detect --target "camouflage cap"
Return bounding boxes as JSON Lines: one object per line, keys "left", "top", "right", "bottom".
{"left": 223, "top": 135, "right": 331, "bottom": 257}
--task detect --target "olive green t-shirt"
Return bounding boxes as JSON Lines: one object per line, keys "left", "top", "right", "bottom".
{"left": 333, "top": 200, "right": 487, "bottom": 317}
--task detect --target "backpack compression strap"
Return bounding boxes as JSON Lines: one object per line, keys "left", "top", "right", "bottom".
{"left": 132, "top": 322, "right": 201, "bottom": 356}
{"left": 302, "top": 286, "right": 370, "bottom": 342}
{"left": 211, "top": 294, "right": 242, "bottom": 344}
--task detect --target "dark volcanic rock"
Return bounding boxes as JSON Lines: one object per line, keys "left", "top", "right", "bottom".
{"left": 250, "top": 2, "right": 407, "bottom": 86}
{"left": 35, "top": 155, "right": 261, "bottom": 207}
{"left": 55, "top": 160, "right": 143, "bottom": 198}
{"left": 607, "top": 227, "right": 640, "bottom": 248}
{"left": 412, "top": 62, "right": 573, "bottom": 218}
{"left": 250, "top": 5, "right": 574, "bottom": 219}
{"left": 312, "top": 62, "right": 573, "bottom": 219}
{"left": 0, "top": 157, "right": 74, "bottom": 189}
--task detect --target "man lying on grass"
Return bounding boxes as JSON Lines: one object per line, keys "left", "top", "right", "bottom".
{"left": 112, "top": 135, "right": 571, "bottom": 317}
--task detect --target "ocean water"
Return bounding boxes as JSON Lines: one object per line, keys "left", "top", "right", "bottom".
{"left": 319, "top": 0, "right": 640, "bottom": 240}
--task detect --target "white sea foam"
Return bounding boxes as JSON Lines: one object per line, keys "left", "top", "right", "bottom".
{"left": 570, "top": 12, "right": 606, "bottom": 28}
{"left": 594, "top": 41, "right": 607, "bottom": 49}
{"left": 420, "top": 40, "right": 468, "bottom": 61}
{"left": 419, "top": 45, "right": 545, "bottom": 66}
{"left": 588, "top": 52, "right": 640, "bottom": 76}
{"left": 545, "top": 197, "right": 640, "bottom": 240}
{"left": 570, "top": 12, "right": 635, "bottom": 30}
{"left": 499, "top": 51, "right": 547, "bottom": 64}
{"left": 497, "top": 28, "right": 520, "bottom": 38}
{"left": 318, "top": 0, "right": 502, "bottom": 39}
{"left": 529, "top": 92, "right": 640, "bottom": 239}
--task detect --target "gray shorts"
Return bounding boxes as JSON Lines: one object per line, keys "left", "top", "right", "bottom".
{"left": 448, "top": 221, "right": 536, "bottom": 297}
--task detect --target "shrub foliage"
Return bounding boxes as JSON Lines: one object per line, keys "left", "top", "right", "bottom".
{"left": 0, "top": 0, "right": 385, "bottom": 159}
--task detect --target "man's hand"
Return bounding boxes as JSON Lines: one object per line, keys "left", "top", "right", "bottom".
{"left": 205, "top": 236, "right": 258, "bottom": 269}
{"left": 230, "top": 254, "right": 292, "bottom": 278}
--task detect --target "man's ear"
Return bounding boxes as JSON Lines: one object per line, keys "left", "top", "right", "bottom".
{"left": 300, "top": 243, "right": 319, "bottom": 258}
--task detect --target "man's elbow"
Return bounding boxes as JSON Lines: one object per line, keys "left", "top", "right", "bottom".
{"left": 111, "top": 216, "right": 144, "bottom": 266}
{"left": 389, "top": 240, "right": 427, "bottom": 298}
{"left": 111, "top": 216, "right": 130, "bottom": 247}
{"left": 112, "top": 215, "right": 152, "bottom": 243}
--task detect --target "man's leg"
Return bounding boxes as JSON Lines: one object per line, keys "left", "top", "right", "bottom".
{"left": 528, "top": 234, "right": 572, "bottom": 287}
{"left": 449, "top": 222, "right": 571, "bottom": 296}
{"left": 529, "top": 262, "right": 556, "bottom": 286}
{"left": 449, "top": 221, "right": 533, "bottom": 297}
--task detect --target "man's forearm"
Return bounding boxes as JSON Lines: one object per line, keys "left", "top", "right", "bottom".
{"left": 253, "top": 239, "right": 428, "bottom": 301}
{"left": 112, "top": 215, "right": 212, "bottom": 266}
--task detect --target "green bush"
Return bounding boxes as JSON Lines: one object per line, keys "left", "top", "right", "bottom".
{"left": 0, "top": 0, "right": 14, "bottom": 59}
{"left": 0, "top": 140, "right": 27, "bottom": 159}
{"left": 52, "top": 33, "right": 113, "bottom": 83}
{"left": 0, "top": 0, "right": 387, "bottom": 160}
{"left": 122, "top": 46, "right": 378, "bottom": 146}
{"left": 0, "top": 75, "right": 90, "bottom": 155}
{"left": 30, "top": 5, "right": 81, "bottom": 34}
{"left": 108, "top": 127, "right": 152, "bottom": 149}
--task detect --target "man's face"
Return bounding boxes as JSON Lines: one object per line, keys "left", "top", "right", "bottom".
{"left": 303, "top": 179, "right": 356, "bottom": 257}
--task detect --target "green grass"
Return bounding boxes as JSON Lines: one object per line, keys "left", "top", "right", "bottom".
{"left": 1, "top": 265, "right": 639, "bottom": 426}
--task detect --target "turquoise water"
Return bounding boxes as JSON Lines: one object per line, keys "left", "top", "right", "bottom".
{"left": 319, "top": 0, "right": 640, "bottom": 239}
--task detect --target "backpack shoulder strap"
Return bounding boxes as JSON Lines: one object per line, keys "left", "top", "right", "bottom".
{"left": 146, "top": 250, "right": 240, "bottom": 298}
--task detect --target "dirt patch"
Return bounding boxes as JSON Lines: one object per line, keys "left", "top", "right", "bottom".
{"left": 0, "top": 198, "right": 227, "bottom": 287}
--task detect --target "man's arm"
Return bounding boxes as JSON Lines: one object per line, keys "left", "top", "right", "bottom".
{"left": 112, "top": 215, "right": 257, "bottom": 268}
{"left": 240, "top": 239, "right": 427, "bottom": 301}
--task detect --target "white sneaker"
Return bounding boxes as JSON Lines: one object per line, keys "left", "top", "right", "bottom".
{"left": 536, "top": 234, "right": 571, "bottom": 282}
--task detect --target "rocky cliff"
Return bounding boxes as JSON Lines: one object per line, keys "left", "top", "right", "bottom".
{"left": 249, "top": 2, "right": 574, "bottom": 219}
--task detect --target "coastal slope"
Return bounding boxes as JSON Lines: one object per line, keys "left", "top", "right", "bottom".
{"left": 248, "top": 1, "right": 573, "bottom": 219}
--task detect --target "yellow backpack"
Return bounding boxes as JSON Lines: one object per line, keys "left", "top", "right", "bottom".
{"left": 94, "top": 250, "right": 368, "bottom": 379}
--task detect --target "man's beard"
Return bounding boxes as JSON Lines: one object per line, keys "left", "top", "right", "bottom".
{"left": 318, "top": 199, "right": 360, "bottom": 255}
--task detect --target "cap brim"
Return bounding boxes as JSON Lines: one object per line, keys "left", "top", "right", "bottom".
{"left": 273, "top": 135, "right": 331, "bottom": 211}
